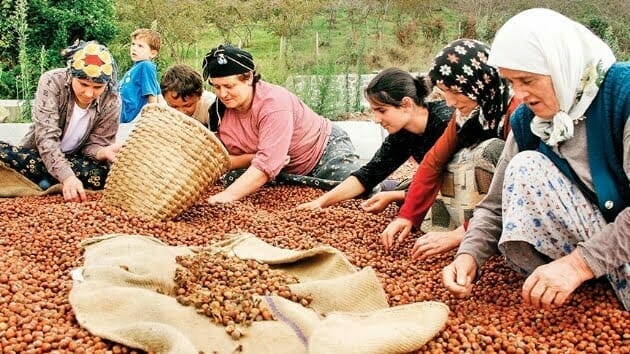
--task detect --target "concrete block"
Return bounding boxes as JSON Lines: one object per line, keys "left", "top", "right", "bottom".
{"left": 0, "top": 121, "right": 386, "bottom": 164}
{"left": 334, "top": 121, "right": 387, "bottom": 163}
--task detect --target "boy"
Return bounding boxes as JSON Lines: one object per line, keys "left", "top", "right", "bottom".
{"left": 119, "top": 28, "right": 161, "bottom": 123}
{"left": 160, "top": 64, "right": 216, "bottom": 126}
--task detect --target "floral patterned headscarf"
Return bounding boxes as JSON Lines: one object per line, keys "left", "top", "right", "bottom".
{"left": 62, "top": 41, "right": 117, "bottom": 85}
{"left": 429, "top": 39, "right": 511, "bottom": 148}
{"left": 488, "top": 8, "right": 616, "bottom": 147}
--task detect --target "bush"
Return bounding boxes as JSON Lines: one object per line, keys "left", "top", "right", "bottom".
{"left": 0, "top": 0, "right": 118, "bottom": 100}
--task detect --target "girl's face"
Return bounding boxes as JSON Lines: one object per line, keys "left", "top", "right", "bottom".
{"left": 71, "top": 78, "right": 106, "bottom": 109}
{"left": 164, "top": 91, "right": 200, "bottom": 117}
{"left": 436, "top": 83, "right": 478, "bottom": 116}
{"left": 368, "top": 97, "right": 411, "bottom": 134}
{"left": 209, "top": 74, "right": 254, "bottom": 112}
{"left": 498, "top": 67, "right": 560, "bottom": 119}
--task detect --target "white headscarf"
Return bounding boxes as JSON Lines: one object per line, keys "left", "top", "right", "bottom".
{"left": 488, "top": 8, "right": 616, "bottom": 146}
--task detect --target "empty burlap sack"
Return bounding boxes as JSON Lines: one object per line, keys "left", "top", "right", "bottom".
{"left": 70, "top": 234, "right": 449, "bottom": 354}
{"left": 436, "top": 138, "right": 505, "bottom": 226}
{"left": 0, "top": 162, "right": 61, "bottom": 197}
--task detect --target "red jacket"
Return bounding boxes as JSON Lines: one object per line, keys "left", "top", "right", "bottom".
{"left": 398, "top": 98, "right": 522, "bottom": 227}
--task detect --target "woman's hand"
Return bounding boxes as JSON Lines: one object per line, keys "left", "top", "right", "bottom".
{"left": 208, "top": 191, "right": 238, "bottom": 204}
{"left": 361, "top": 192, "right": 393, "bottom": 213}
{"left": 380, "top": 217, "right": 413, "bottom": 250}
{"left": 361, "top": 191, "right": 403, "bottom": 213}
{"left": 522, "top": 250, "right": 594, "bottom": 310}
{"left": 62, "top": 175, "right": 87, "bottom": 202}
{"left": 442, "top": 254, "right": 477, "bottom": 298}
{"left": 95, "top": 143, "right": 122, "bottom": 162}
{"left": 411, "top": 225, "right": 465, "bottom": 261}
{"left": 296, "top": 199, "right": 324, "bottom": 210}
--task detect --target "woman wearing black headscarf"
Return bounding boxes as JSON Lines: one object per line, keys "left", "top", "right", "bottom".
{"left": 201, "top": 44, "right": 361, "bottom": 203}
{"left": 381, "top": 39, "right": 521, "bottom": 260}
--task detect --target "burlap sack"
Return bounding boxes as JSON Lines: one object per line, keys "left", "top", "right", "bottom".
{"left": 70, "top": 234, "right": 449, "bottom": 354}
{"left": 0, "top": 163, "right": 61, "bottom": 197}
{"left": 436, "top": 138, "right": 504, "bottom": 227}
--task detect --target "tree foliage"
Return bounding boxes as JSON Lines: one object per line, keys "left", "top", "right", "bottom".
{"left": 115, "top": 0, "right": 207, "bottom": 64}
{"left": 0, "top": 0, "right": 118, "bottom": 98}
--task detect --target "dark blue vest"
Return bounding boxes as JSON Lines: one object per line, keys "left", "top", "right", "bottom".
{"left": 511, "top": 62, "right": 630, "bottom": 222}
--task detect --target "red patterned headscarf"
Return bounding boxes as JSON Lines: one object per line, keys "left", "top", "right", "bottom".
{"left": 62, "top": 41, "right": 117, "bottom": 85}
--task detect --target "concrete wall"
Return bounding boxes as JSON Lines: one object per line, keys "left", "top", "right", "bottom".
{"left": 0, "top": 121, "right": 387, "bottom": 163}
{"left": 0, "top": 100, "right": 33, "bottom": 123}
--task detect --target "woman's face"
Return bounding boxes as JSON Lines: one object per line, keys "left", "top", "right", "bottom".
{"left": 498, "top": 67, "right": 560, "bottom": 119}
{"left": 436, "top": 83, "right": 478, "bottom": 116}
{"left": 71, "top": 78, "right": 106, "bottom": 109}
{"left": 209, "top": 74, "right": 254, "bottom": 112}
{"left": 368, "top": 98, "right": 410, "bottom": 134}
{"left": 164, "top": 91, "right": 200, "bottom": 117}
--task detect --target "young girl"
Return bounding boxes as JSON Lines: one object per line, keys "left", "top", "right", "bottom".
{"left": 0, "top": 41, "right": 121, "bottom": 202}
{"left": 298, "top": 67, "right": 453, "bottom": 211}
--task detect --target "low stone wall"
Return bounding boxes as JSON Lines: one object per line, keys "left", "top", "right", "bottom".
{"left": 285, "top": 73, "right": 377, "bottom": 118}
{"left": 0, "top": 100, "right": 33, "bottom": 123}
{"left": 0, "top": 121, "right": 387, "bottom": 163}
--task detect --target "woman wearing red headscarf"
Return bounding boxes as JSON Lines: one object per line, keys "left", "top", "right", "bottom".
{"left": 0, "top": 41, "right": 121, "bottom": 202}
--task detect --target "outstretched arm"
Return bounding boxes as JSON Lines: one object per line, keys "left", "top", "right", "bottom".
{"left": 208, "top": 165, "right": 269, "bottom": 203}
{"left": 398, "top": 117, "right": 459, "bottom": 225}
{"left": 297, "top": 176, "right": 366, "bottom": 209}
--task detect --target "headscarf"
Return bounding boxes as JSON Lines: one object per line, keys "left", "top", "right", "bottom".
{"left": 202, "top": 44, "right": 257, "bottom": 132}
{"left": 488, "top": 8, "right": 616, "bottom": 147}
{"left": 62, "top": 40, "right": 117, "bottom": 85}
{"left": 429, "top": 39, "right": 511, "bottom": 149}
{"left": 202, "top": 44, "right": 255, "bottom": 80}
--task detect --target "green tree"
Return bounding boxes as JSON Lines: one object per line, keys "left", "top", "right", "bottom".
{"left": 0, "top": 0, "right": 118, "bottom": 99}
{"left": 115, "top": 0, "right": 207, "bottom": 64}
{"left": 260, "top": 0, "right": 330, "bottom": 62}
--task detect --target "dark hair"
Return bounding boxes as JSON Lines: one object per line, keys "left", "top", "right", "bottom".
{"left": 365, "top": 68, "right": 430, "bottom": 107}
{"left": 160, "top": 64, "right": 203, "bottom": 100}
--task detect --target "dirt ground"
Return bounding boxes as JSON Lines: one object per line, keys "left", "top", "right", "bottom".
{"left": 1, "top": 161, "right": 627, "bottom": 353}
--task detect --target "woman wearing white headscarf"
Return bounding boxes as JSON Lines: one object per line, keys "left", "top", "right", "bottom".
{"left": 442, "top": 8, "right": 629, "bottom": 310}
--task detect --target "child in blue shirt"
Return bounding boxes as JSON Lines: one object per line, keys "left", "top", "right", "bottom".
{"left": 119, "top": 28, "right": 161, "bottom": 123}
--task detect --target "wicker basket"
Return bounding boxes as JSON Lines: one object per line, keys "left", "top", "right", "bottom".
{"left": 103, "top": 104, "right": 230, "bottom": 221}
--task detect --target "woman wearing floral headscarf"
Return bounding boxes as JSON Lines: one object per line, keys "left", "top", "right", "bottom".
{"left": 0, "top": 41, "right": 121, "bottom": 202}
{"left": 443, "top": 8, "right": 629, "bottom": 310}
{"left": 380, "top": 39, "right": 521, "bottom": 260}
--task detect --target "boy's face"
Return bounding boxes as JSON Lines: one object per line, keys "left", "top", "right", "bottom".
{"left": 164, "top": 91, "right": 200, "bottom": 117}
{"left": 130, "top": 38, "right": 157, "bottom": 62}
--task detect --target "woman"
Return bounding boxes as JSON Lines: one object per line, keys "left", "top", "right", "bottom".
{"left": 381, "top": 39, "right": 521, "bottom": 261}
{"left": 0, "top": 41, "right": 121, "bottom": 202}
{"left": 443, "top": 8, "right": 629, "bottom": 310}
{"left": 201, "top": 44, "right": 362, "bottom": 203}
{"left": 297, "top": 67, "right": 453, "bottom": 212}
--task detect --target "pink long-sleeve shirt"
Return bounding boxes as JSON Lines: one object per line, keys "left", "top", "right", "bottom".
{"left": 217, "top": 81, "right": 331, "bottom": 179}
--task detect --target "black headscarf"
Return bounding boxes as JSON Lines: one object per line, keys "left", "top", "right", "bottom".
{"left": 428, "top": 39, "right": 511, "bottom": 148}
{"left": 202, "top": 44, "right": 255, "bottom": 80}
{"left": 202, "top": 44, "right": 256, "bottom": 132}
